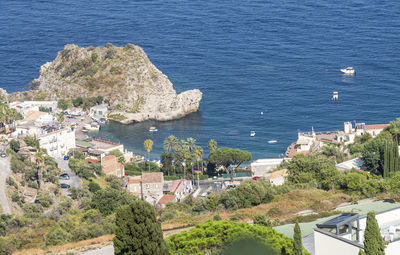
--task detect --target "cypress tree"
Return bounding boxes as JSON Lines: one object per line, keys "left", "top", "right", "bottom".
{"left": 293, "top": 222, "right": 303, "bottom": 255}
{"left": 113, "top": 200, "right": 169, "bottom": 255}
{"left": 363, "top": 211, "right": 385, "bottom": 255}
{"left": 383, "top": 142, "right": 388, "bottom": 178}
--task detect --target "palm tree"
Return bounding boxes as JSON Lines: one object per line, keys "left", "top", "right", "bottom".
{"left": 34, "top": 152, "right": 45, "bottom": 188}
{"left": 144, "top": 139, "right": 154, "bottom": 171}
{"left": 208, "top": 139, "right": 217, "bottom": 152}
{"left": 164, "top": 135, "right": 178, "bottom": 152}
{"left": 194, "top": 146, "right": 204, "bottom": 174}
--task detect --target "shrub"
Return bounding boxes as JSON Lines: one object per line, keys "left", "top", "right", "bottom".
{"left": 9, "top": 139, "right": 20, "bottom": 152}
{"left": 267, "top": 207, "right": 282, "bottom": 217}
{"left": 213, "top": 214, "right": 222, "bottom": 221}
{"left": 37, "top": 192, "right": 53, "bottom": 208}
{"left": 253, "top": 214, "right": 272, "bottom": 227}
{"left": 160, "top": 210, "right": 177, "bottom": 222}
{"left": 166, "top": 221, "right": 306, "bottom": 255}
{"left": 45, "top": 226, "right": 71, "bottom": 246}
{"left": 22, "top": 204, "right": 43, "bottom": 218}
{"left": 90, "top": 188, "right": 136, "bottom": 216}
{"left": 88, "top": 182, "right": 101, "bottom": 193}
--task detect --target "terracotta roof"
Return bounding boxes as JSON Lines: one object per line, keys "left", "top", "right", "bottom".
{"left": 285, "top": 144, "right": 309, "bottom": 158}
{"left": 142, "top": 172, "right": 163, "bottom": 183}
{"left": 269, "top": 169, "right": 288, "bottom": 179}
{"left": 158, "top": 194, "right": 176, "bottom": 205}
{"left": 128, "top": 176, "right": 141, "bottom": 184}
{"left": 86, "top": 158, "right": 100, "bottom": 163}
{"left": 364, "top": 124, "right": 389, "bottom": 130}
{"left": 102, "top": 155, "right": 117, "bottom": 166}
{"left": 170, "top": 180, "right": 182, "bottom": 193}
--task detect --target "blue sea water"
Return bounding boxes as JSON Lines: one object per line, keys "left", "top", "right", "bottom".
{"left": 1, "top": 0, "right": 400, "bottom": 159}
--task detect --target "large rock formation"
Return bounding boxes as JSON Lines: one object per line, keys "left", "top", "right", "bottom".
{"left": 10, "top": 43, "right": 202, "bottom": 123}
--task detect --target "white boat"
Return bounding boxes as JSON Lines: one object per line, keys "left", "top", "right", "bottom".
{"left": 250, "top": 131, "right": 256, "bottom": 137}
{"left": 268, "top": 140, "right": 277, "bottom": 144}
{"left": 149, "top": 126, "right": 158, "bottom": 132}
{"left": 332, "top": 91, "right": 338, "bottom": 101}
{"left": 340, "top": 67, "right": 355, "bottom": 75}
{"left": 83, "top": 123, "right": 100, "bottom": 131}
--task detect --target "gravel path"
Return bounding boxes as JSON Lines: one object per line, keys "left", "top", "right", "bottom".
{"left": 0, "top": 157, "right": 12, "bottom": 214}
{"left": 79, "top": 245, "right": 113, "bottom": 255}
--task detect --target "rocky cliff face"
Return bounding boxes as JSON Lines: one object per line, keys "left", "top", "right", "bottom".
{"left": 10, "top": 43, "right": 202, "bottom": 123}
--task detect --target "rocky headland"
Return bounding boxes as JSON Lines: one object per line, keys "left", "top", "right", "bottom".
{"left": 8, "top": 43, "right": 202, "bottom": 123}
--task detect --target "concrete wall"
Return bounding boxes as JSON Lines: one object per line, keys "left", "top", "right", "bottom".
{"left": 314, "top": 230, "right": 361, "bottom": 255}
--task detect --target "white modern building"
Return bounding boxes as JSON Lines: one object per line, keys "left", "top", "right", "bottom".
{"left": 314, "top": 208, "right": 400, "bottom": 255}
{"left": 90, "top": 104, "right": 108, "bottom": 118}
{"left": 38, "top": 128, "right": 76, "bottom": 158}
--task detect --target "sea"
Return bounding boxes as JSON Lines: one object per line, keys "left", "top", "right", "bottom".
{"left": 1, "top": 0, "right": 400, "bottom": 159}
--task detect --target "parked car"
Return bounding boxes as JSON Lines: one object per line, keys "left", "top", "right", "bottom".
{"left": 60, "top": 183, "right": 71, "bottom": 189}
{"left": 1, "top": 152, "right": 6, "bottom": 158}
{"left": 63, "top": 155, "right": 69, "bottom": 160}
{"left": 59, "top": 173, "right": 70, "bottom": 180}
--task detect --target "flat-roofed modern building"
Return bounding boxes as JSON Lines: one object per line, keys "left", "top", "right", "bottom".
{"left": 314, "top": 208, "right": 400, "bottom": 255}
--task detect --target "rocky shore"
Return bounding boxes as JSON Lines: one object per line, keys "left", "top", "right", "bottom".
{"left": 8, "top": 43, "right": 202, "bottom": 123}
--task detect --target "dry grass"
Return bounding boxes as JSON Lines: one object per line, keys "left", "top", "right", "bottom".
{"left": 13, "top": 234, "right": 114, "bottom": 255}
{"left": 162, "top": 189, "right": 350, "bottom": 229}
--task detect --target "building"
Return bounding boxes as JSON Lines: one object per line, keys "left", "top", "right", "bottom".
{"left": 314, "top": 208, "right": 400, "bottom": 255}
{"left": 336, "top": 158, "right": 365, "bottom": 171}
{"left": 38, "top": 127, "right": 76, "bottom": 158}
{"left": 90, "top": 138, "right": 124, "bottom": 154}
{"left": 267, "top": 169, "right": 288, "bottom": 186}
{"left": 101, "top": 154, "right": 124, "bottom": 177}
{"left": 169, "top": 179, "right": 193, "bottom": 201}
{"left": 9, "top": 101, "right": 57, "bottom": 115}
{"left": 364, "top": 124, "right": 389, "bottom": 137}
{"left": 157, "top": 194, "right": 177, "bottom": 208}
{"left": 127, "top": 172, "right": 164, "bottom": 205}
{"left": 251, "top": 158, "right": 285, "bottom": 177}
{"left": 90, "top": 104, "right": 108, "bottom": 118}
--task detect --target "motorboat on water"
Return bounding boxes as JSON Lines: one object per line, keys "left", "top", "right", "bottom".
{"left": 149, "top": 126, "right": 158, "bottom": 132}
{"left": 83, "top": 122, "right": 100, "bottom": 131}
{"left": 340, "top": 67, "right": 355, "bottom": 75}
{"left": 332, "top": 91, "right": 338, "bottom": 101}
{"left": 250, "top": 131, "right": 256, "bottom": 137}
{"left": 268, "top": 140, "right": 277, "bottom": 144}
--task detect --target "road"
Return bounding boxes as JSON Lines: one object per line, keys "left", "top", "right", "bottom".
{"left": 56, "top": 158, "right": 82, "bottom": 195}
{"left": 0, "top": 157, "right": 12, "bottom": 214}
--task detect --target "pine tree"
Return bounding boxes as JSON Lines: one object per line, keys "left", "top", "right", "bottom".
{"left": 293, "top": 222, "right": 303, "bottom": 255}
{"left": 363, "top": 211, "right": 385, "bottom": 255}
{"left": 113, "top": 200, "right": 169, "bottom": 255}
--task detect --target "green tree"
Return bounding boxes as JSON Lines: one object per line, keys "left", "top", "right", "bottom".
{"left": 57, "top": 99, "right": 71, "bottom": 110}
{"left": 72, "top": 97, "right": 83, "bottom": 107}
{"left": 217, "top": 237, "right": 278, "bottom": 255}
{"left": 57, "top": 113, "right": 64, "bottom": 123}
{"left": 293, "top": 222, "right": 303, "bottom": 255}
{"left": 9, "top": 139, "right": 20, "bottom": 152}
{"left": 364, "top": 211, "right": 385, "bottom": 255}
{"left": 208, "top": 139, "right": 217, "bottom": 152}
{"left": 359, "top": 249, "right": 366, "bottom": 255}
{"left": 161, "top": 152, "right": 173, "bottom": 175}
{"left": 45, "top": 226, "right": 71, "bottom": 246}
{"left": 90, "top": 188, "right": 136, "bottom": 216}
{"left": 144, "top": 139, "right": 154, "bottom": 171}
{"left": 113, "top": 200, "right": 168, "bottom": 255}
{"left": 164, "top": 135, "right": 178, "bottom": 152}
{"left": 209, "top": 148, "right": 252, "bottom": 173}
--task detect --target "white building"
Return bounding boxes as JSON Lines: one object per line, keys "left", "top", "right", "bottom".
{"left": 9, "top": 101, "right": 57, "bottom": 115}
{"left": 90, "top": 104, "right": 108, "bottom": 118}
{"left": 251, "top": 158, "right": 285, "bottom": 177}
{"left": 314, "top": 208, "right": 400, "bottom": 255}
{"left": 38, "top": 128, "right": 76, "bottom": 158}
